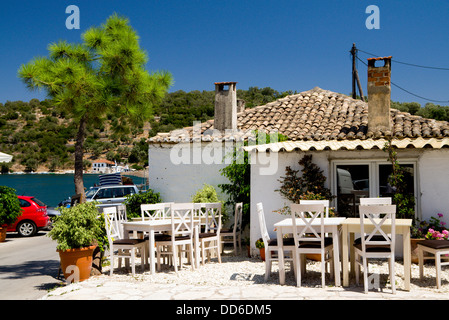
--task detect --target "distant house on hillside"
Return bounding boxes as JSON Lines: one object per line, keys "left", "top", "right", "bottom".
{"left": 92, "top": 159, "right": 115, "bottom": 173}
{"left": 148, "top": 57, "right": 449, "bottom": 254}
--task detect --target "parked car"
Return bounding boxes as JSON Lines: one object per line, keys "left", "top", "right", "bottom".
{"left": 7, "top": 196, "right": 50, "bottom": 237}
{"left": 85, "top": 184, "right": 139, "bottom": 208}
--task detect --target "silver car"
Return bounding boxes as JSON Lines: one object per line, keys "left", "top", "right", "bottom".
{"left": 85, "top": 185, "right": 139, "bottom": 207}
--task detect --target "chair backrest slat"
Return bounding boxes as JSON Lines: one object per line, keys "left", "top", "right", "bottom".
{"left": 204, "top": 202, "right": 222, "bottom": 234}
{"left": 359, "top": 204, "right": 396, "bottom": 250}
{"left": 299, "top": 200, "right": 330, "bottom": 218}
{"left": 141, "top": 203, "right": 165, "bottom": 221}
{"left": 170, "top": 203, "right": 195, "bottom": 238}
{"left": 360, "top": 197, "right": 392, "bottom": 206}
{"left": 290, "top": 203, "right": 326, "bottom": 246}
{"left": 103, "top": 206, "right": 120, "bottom": 242}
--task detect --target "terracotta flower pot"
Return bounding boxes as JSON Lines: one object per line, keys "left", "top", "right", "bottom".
{"left": 259, "top": 248, "right": 265, "bottom": 261}
{"left": 0, "top": 226, "right": 7, "bottom": 242}
{"left": 411, "top": 238, "right": 425, "bottom": 264}
{"left": 57, "top": 245, "right": 96, "bottom": 283}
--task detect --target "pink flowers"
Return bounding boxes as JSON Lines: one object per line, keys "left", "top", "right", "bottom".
{"left": 426, "top": 228, "right": 449, "bottom": 240}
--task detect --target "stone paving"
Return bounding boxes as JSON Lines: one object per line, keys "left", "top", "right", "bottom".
{"left": 42, "top": 277, "right": 449, "bottom": 300}
{"left": 41, "top": 249, "right": 449, "bottom": 301}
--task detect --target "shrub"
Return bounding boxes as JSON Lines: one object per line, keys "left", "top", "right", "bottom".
{"left": 0, "top": 186, "right": 22, "bottom": 226}
{"left": 191, "top": 184, "right": 220, "bottom": 203}
{"left": 47, "top": 202, "right": 104, "bottom": 251}
{"left": 124, "top": 189, "right": 162, "bottom": 219}
{"left": 191, "top": 184, "right": 228, "bottom": 222}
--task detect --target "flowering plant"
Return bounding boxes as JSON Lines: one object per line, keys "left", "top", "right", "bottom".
{"left": 413, "top": 213, "right": 448, "bottom": 240}
{"left": 426, "top": 228, "right": 449, "bottom": 240}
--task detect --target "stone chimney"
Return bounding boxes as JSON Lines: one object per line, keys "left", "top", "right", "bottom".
{"left": 367, "top": 56, "right": 392, "bottom": 134}
{"left": 214, "top": 82, "right": 237, "bottom": 131}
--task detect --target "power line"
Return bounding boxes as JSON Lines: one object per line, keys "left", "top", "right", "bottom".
{"left": 357, "top": 48, "right": 449, "bottom": 71}
{"left": 355, "top": 56, "right": 449, "bottom": 103}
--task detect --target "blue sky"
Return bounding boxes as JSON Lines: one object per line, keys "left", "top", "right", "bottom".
{"left": 1, "top": 0, "right": 449, "bottom": 106}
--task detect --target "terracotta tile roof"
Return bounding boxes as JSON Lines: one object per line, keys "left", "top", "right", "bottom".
{"left": 148, "top": 87, "right": 449, "bottom": 143}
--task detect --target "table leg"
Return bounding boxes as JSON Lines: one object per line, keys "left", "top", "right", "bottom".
{"left": 342, "top": 224, "right": 349, "bottom": 287}
{"left": 349, "top": 232, "right": 355, "bottom": 278}
{"left": 332, "top": 227, "right": 341, "bottom": 287}
{"left": 403, "top": 228, "right": 411, "bottom": 291}
{"left": 277, "top": 229, "right": 285, "bottom": 285}
{"left": 149, "top": 230, "right": 156, "bottom": 274}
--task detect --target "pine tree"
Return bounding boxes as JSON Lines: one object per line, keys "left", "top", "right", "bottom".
{"left": 18, "top": 14, "right": 172, "bottom": 199}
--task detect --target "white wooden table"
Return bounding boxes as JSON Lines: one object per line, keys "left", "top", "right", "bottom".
{"left": 341, "top": 218, "right": 412, "bottom": 290}
{"left": 122, "top": 220, "right": 200, "bottom": 274}
{"left": 273, "top": 217, "right": 346, "bottom": 286}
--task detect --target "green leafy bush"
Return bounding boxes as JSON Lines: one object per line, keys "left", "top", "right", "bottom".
{"left": 0, "top": 186, "right": 22, "bottom": 226}
{"left": 191, "top": 184, "right": 220, "bottom": 203}
{"left": 124, "top": 189, "right": 162, "bottom": 220}
{"left": 47, "top": 202, "right": 103, "bottom": 251}
{"left": 191, "top": 184, "right": 228, "bottom": 222}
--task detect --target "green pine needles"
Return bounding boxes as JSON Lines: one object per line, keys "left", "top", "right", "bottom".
{"left": 18, "top": 13, "right": 173, "bottom": 197}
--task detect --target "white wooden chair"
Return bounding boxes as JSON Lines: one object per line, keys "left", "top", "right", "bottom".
{"left": 220, "top": 202, "right": 243, "bottom": 254}
{"left": 155, "top": 203, "right": 196, "bottom": 273}
{"left": 161, "top": 202, "right": 174, "bottom": 218}
{"left": 418, "top": 240, "right": 449, "bottom": 289}
{"left": 198, "top": 203, "right": 222, "bottom": 265}
{"left": 141, "top": 203, "right": 166, "bottom": 221}
{"left": 103, "top": 206, "right": 146, "bottom": 276}
{"left": 140, "top": 202, "right": 173, "bottom": 263}
{"left": 299, "top": 200, "right": 330, "bottom": 218}
{"left": 256, "top": 202, "right": 295, "bottom": 282}
{"left": 354, "top": 204, "right": 396, "bottom": 294}
{"left": 360, "top": 197, "right": 392, "bottom": 206}
{"left": 290, "top": 203, "right": 334, "bottom": 288}
{"left": 193, "top": 203, "right": 208, "bottom": 232}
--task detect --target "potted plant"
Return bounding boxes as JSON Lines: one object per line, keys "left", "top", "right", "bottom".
{"left": 410, "top": 213, "right": 448, "bottom": 263}
{"left": 47, "top": 202, "right": 104, "bottom": 282}
{"left": 255, "top": 238, "right": 265, "bottom": 261}
{"left": 0, "top": 186, "right": 22, "bottom": 242}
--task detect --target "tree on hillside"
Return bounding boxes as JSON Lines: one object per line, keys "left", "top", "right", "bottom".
{"left": 18, "top": 14, "right": 173, "bottom": 199}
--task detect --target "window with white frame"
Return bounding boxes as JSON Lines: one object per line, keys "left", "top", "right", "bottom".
{"left": 330, "top": 159, "right": 418, "bottom": 218}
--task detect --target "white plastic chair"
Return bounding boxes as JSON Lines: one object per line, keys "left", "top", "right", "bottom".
{"left": 418, "top": 240, "right": 449, "bottom": 289}
{"left": 198, "top": 203, "right": 222, "bottom": 265}
{"left": 354, "top": 204, "right": 396, "bottom": 294}
{"left": 256, "top": 202, "right": 295, "bottom": 282}
{"left": 299, "top": 200, "right": 330, "bottom": 218}
{"left": 155, "top": 203, "right": 196, "bottom": 273}
{"left": 290, "top": 203, "right": 334, "bottom": 288}
{"left": 221, "top": 202, "right": 243, "bottom": 254}
{"left": 103, "top": 206, "right": 146, "bottom": 276}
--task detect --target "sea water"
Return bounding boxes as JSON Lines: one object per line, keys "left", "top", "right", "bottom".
{"left": 0, "top": 174, "right": 146, "bottom": 207}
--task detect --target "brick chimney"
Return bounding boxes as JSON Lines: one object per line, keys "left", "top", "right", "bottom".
{"left": 214, "top": 82, "right": 237, "bottom": 131}
{"left": 367, "top": 56, "right": 392, "bottom": 134}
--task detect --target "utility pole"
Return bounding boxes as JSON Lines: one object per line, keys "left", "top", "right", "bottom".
{"left": 350, "top": 43, "right": 365, "bottom": 102}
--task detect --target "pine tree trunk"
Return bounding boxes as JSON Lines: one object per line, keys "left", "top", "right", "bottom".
{"left": 74, "top": 115, "right": 87, "bottom": 203}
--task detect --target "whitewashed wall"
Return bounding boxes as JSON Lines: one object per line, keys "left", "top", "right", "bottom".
{"left": 249, "top": 148, "right": 449, "bottom": 256}
{"left": 148, "top": 141, "right": 449, "bottom": 257}
{"left": 148, "top": 142, "right": 231, "bottom": 203}
{"left": 418, "top": 149, "right": 449, "bottom": 223}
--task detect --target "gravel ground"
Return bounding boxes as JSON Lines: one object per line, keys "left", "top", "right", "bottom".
{"left": 76, "top": 248, "right": 449, "bottom": 294}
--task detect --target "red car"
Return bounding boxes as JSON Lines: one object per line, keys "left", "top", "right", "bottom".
{"left": 7, "top": 196, "right": 50, "bottom": 237}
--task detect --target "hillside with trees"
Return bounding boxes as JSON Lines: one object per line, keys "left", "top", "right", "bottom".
{"left": 0, "top": 87, "right": 294, "bottom": 173}
{"left": 1, "top": 89, "right": 448, "bottom": 173}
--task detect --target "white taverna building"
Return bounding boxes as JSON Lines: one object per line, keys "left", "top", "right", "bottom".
{"left": 147, "top": 58, "right": 449, "bottom": 254}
